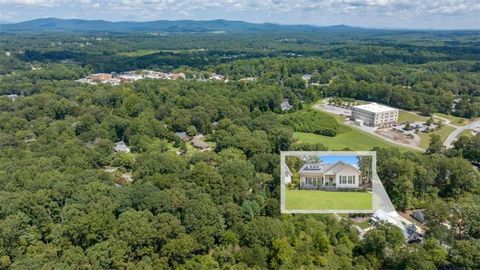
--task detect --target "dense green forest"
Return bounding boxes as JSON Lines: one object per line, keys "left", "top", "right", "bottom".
{"left": 1, "top": 29, "right": 480, "bottom": 269}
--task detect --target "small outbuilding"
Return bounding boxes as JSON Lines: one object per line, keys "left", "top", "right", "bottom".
{"left": 121, "top": 173, "right": 133, "bottom": 183}
{"left": 7, "top": 94, "right": 18, "bottom": 101}
{"left": 410, "top": 210, "right": 425, "bottom": 224}
{"left": 175, "top": 132, "right": 190, "bottom": 141}
{"left": 280, "top": 99, "right": 293, "bottom": 111}
{"left": 114, "top": 141, "right": 131, "bottom": 153}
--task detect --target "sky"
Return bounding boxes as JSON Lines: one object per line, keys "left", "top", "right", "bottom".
{"left": 1, "top": 0, "right": 479, "bottom": 29}
{"left": 319, "top": 155, "right": 359, "bottom": 167}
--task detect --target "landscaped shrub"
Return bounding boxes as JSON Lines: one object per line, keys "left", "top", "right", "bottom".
{"left": 314, "top": 128, "right": 336, "bottom": 137}
{"left": 334, "top": 188, "right": 367, "bottom": 192}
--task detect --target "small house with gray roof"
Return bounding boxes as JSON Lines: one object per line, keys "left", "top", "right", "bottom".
{"left": 114, "top": 141, "right": 131, "bottom": 153}
{"left": 299, "top": 161, "right": 360, "bottom": 190}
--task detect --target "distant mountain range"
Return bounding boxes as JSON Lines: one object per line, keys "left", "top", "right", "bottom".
{"left": 0, "top": 18, "right": 369, "bottom": 33}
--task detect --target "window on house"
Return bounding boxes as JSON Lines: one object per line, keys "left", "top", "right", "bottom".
{"left": 348, "top": 176, "right": 352, "bottom": 184}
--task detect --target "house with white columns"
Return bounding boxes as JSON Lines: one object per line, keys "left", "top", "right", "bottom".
{"left": 299, "top": 161, "right": 360, "bottom": 190}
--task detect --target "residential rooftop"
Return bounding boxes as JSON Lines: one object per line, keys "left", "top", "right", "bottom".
{"left": 114, "top": 141, "right": 131, "bottom": 153}
{"left": 175, "top": 132, "right": 189, "bottom": 140}
{"left": 191, "top": 134, "right": 210, "bottom": 150}
{"left": 353, "top": 102, "right": 397, "bottom": 113}
{"left": 299, "top": 161, "right": 359, "bottom": 174}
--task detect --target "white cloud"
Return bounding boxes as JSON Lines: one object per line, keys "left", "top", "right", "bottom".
{"left": 1, "top": 0, "right": 479, "bottom": 28}
{"left": 0, "top": 0, "right": 63, "bottom": 7}
{"left": 0, "top": 10, "right": 19, "bottom": 20}
{"left": 3, "top": 0, "right": 477, "bottom": 16}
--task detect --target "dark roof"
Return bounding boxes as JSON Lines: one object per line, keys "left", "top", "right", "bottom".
{"left": 410, "top": 210, "right": 425, "bottom": 224}
{"left": 175, "top": 132, "right": 189, "bottom": 139}
{"left": 299, "top": 163, "right": 330, "bottom": 174}
{"left": 298, "top": 161, "right": 359, "bottom": 174}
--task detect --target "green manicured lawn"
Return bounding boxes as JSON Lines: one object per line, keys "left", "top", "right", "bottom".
{"left": 417, "top": 125, "right": 456, "bottom": 149}
{"left": 167, "top": 140, "right": 216, "bottom": 157}
{"left": 356, "top": 219, "right": 372, "bottom": 229}
{"left": 166, "top": 141, "right": 199, "bottom": 156}
{"left": 293, "top": 131, "right": 412, "bottom": 151}
{"left": 398, "top": 111, "right": 428, "bottom": 123}
{"left": 285, "top": 190, "right": 372, "bottom": 210}
{"left": 299, "top": 102, "right": 415, "bottom": 151}
{"left": 434, "top": 113, "right": 470, "bottom": 126}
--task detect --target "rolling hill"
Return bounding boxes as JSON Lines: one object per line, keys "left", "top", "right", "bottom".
{"left": 0, "top": 18, "right": 367, "bottom": 33}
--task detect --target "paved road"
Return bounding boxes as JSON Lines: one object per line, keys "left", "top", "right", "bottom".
{"left": 313, "top": 100, "right": 425, "bottom": 151}
{"left": 314, "top": 99, "right": 480, "bottom": 150}
{"left": 443, "top": 118, "right": 480, "bottom": 148}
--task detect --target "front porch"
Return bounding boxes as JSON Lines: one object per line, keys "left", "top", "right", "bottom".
{"left": 300, "top": 174, "right": 336, "bottom": 189}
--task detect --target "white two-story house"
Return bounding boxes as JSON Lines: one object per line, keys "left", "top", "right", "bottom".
{"left": 298, "top": 161, "right": 360, "bottom": 190}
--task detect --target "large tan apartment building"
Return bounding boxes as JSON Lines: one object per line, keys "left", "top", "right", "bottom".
{"left": 351, "top": 102, "right": 398, "bottom": 127}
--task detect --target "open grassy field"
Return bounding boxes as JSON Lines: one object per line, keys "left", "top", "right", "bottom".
{"left": 290, "top": 104, "right": 416, "bottom": 151}
{"left": 285, "top": 190, "right": 372, "bottom": 210}
{"left": 118, "top": 49, "right": 160, "bottom": 57}
{"left": 458, "top": 129, "right": 475, "bottom": 138}
{"left": 119, "top": 48, "right": 207, "bottom": 57}
{"left": 417, "top": 125, "right": 456, "bottom": 149}
{"left": 320, "top": 109, "right": 350, "bottom": 122}
{"left": 398, "top": 111, "right": 428, "bottom": 123}
{"left": 434, "top": 113, "right": 470, "bottom": 126}
{"left": 293, "top": 130, "right": 412, "bottom": 151}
